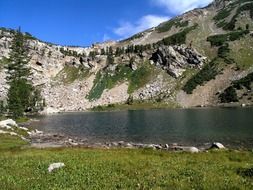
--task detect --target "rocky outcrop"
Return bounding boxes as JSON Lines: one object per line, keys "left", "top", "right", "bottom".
{"left": 151, "top": 45, "right": 207, "bottom": 78}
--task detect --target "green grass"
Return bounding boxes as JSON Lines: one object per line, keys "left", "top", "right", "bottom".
{"left": 0, "top": 130, "right": 253, "bottom": 189}
{"left": 87, "top": 63, "right": 154, "bottom": 101}
{"left": 157, "top": 24, "right": 198, "bottom": 46}
{"left": 229, "top": 35, "right": 253, "bottom": 70}
{"left": 54, "top": 65, "right": 89, "bottom": 85}
{"left": 0, "top": 147, "right": 253, "bottom": 189}
{"left": 223, "top": 2, "right": 253, "bottom": 30}
{"left": 183, "top": 58, "right": 223, "bottom": 94}
{"left": 207, "top": 30, "right": 249, "bottom": 47}
{"left": 16, "top": 117, "right": 29, "bottom": 123}
{"left": 213, "top": 0, "right": 253, "bottom": 30}
{"left": 0, "top": 134, "right": 28, "bottom": 151}
{"left": 219, "top": 72, "right": 253, "bottom": 103}
{"left": 86, "top": 65, "right": 132, "bottom": 101}
{"left": 156, "top": 18, "right": 189, "bottom": 33}
{"left": 128, "top": 63, "right": 153, "bottom": 94}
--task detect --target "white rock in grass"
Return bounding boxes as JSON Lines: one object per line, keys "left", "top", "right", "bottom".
{"left": 183, "top": 147, "right": 199, "bottom": 153}
{"left": 48, "top": 163, "right": 65, "bottom": 173}
{"left": 0, "top": 130, "right": 18, "bottom": 136}
{"left": 19, "top": 127, "right": 29, "bottom": 131}
{"left": 211, "top": 142, "right": 225, "bottom": 149}
{"left": 0, "top": 119, "right": 17, "bottom": 129}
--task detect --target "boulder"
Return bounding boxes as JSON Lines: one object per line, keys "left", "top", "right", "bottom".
{"left": 151, "top": 45, "right": 206, "bottom": 78}
{"left": 48, "top": 163, "right": 65, "bottom": 173}
{"left": 0, "top": 119, "right": 17, "bottom": 129}
{"left": 183, "top": 147, "right": 200, "bottom": 153}
{"left": 210, "top": 142, "right": 225, "bottom": 149}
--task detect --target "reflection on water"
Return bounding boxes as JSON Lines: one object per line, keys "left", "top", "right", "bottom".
{"left": 32, "top": 108, "right": 253, "bottom": 148}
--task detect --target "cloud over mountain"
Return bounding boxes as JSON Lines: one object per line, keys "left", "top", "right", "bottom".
{"left": 114, "top": 15, "right": 169, "bottom": 38}
{"left": 150, "top": 0, "right": 213, "bottom": 14}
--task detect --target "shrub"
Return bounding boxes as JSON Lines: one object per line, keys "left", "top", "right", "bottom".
{"left": 183, "top": 59, "right": 220, "bottom": 94}
{"left": 157, "top": 24, "right": 198, "bottom": 46}
{"left": 156, "top": 18, "right": 189, "bottom": 33}
{"left": 219, "top": 86, "right": 238, "bottom": 103}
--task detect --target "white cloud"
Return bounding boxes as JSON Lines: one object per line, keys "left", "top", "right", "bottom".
{"left": 114, "top": 14, "right": 170, "bottom": 38}
{"left": 151, "top": 0, "right": 213, "bottom": 14}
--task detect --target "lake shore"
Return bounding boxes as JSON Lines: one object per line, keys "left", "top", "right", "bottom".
{"left": 1, "top": 133, "right": 253, "bottom": 189}
{"left": 1, "top": 119, "right": 253, "bottom": 189}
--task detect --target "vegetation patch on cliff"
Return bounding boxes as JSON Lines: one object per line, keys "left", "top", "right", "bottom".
{"left": 219, "top": 72, "right": 253, "bottom": 103}
{"left": 157, "top": 24, "right": 198, "bottom": 46}
{"left": 87, "top": 63, "right": 154, "bottom": 101}
{"left": 182, "top": 58, "right": 222, "bottom": 94}
{"left": 54, "top": 65, "right": 89, "bottom": 85}
{"left": 156, "top": 18, "right": 189, "bottom": 33}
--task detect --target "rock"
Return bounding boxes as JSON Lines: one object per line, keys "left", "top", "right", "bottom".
{"left": 0, "top": 119, "right": 17, "bottom": 129}
{"left": 0, "top": 130, "right": 17, "bottom": 136}
{"left": 183, "top": 147, "right": 199, "bottom": 153}
{"left": 130, "top": 62, "right": 138, "bottom": 71}
{"left": 241, "top": 104, "right": 246, "bottom": 107}
{"left": 48, "top": 163, "right": 65, "bottom": 173}
{"left": 19, "top": 127, "right": 29, "bottom": 131}
{"left": 67, "top": 139, "right": 79, "bottom": 146}
{"left": 40, "top": 107, "right": 60, "bottom": 115}
{"left": 151, "top": 45, "right": 206, "bottom": 78}
{"left": 210, "top": 142, "right": 225, "bottom": 149}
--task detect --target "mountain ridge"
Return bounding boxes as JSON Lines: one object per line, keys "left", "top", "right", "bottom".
{"left": 1, "top": 0, "right": 253, "bottom": 113}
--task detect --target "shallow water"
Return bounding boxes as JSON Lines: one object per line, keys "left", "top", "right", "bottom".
{"left": 32, "top": 108, "right": 253, "bottom": 148}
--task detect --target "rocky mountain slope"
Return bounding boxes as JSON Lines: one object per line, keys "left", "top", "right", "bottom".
{"left": 1, "top": 0, "right": 253, "bottom": 112}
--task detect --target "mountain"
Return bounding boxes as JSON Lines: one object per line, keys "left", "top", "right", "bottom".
{"left": 0, "top": 0, "right": 253, "bottom": 113}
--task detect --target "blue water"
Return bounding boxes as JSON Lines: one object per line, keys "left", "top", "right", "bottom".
{"left": 33, "top": 108, "right": 253, "bottom": 148}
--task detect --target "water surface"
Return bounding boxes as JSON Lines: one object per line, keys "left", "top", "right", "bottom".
{"left": 33, "top": 108, "right": 253, "bottom": 148}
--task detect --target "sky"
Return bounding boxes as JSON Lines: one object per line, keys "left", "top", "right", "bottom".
{"left": 0, "top": 0, "right": 213, "bottom": 46}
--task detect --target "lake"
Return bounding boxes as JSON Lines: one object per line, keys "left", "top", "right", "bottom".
{"left": 32, "top": 108, "right": 253, "bottom": 148}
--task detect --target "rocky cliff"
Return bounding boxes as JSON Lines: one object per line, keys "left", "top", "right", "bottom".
{"left": 0, "top": 0, "right": 253, "bottom": 112}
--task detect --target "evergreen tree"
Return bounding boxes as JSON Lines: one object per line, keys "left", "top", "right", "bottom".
{"left": 5, "top": 28, "right": 42, "bottom": 118}
{"left": 101, "top": 48, "right": 105, "bottom": 55}
{"left": 108, "top": 46, "right": 113, "bottom": 55}
{"left": 106, "top": 54, "right": 114, "bottom": 65}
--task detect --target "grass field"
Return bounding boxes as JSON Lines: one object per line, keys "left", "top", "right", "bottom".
{"left": 0, "top": 134, "right": 253, "bottom": 189}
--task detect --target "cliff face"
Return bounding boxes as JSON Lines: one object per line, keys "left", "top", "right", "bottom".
{"left": 1, "top": 0, "right": 253, "bottom": 112}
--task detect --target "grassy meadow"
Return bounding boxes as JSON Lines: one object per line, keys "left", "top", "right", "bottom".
{"left": 0, "top": 134, "right": 253, "bottom": 189}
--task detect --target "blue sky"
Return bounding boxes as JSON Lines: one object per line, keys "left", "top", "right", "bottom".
{"left": 0, "top": 0, "right": 212, "bottom": 46}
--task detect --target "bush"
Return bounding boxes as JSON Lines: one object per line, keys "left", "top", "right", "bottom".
{"left": 233, "top": 72, "right": 253, "bottom": 90}
{"left": 156, "top": 18, "right": 189, "bottom": 33}
{"left": 157, "top": 24, "right": 198, "bottom": 46}
{"left": 207, "top": 30, "right": 249, "bottom": 47}
{"left": 183, "top": 59, "right": 220, "bottom": 94}
{"left": 223, "top": 2, "right": 253, "bottom": 30}
{"left": 87, "top": 63, "right": 153, "bottom": 101}
{"left": 219, "top": 86, "right": 238, "bottom": 103}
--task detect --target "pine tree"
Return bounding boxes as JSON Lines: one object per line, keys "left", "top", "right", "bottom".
{"left": 5, "top": 28, "right": 41, "bottom": 118}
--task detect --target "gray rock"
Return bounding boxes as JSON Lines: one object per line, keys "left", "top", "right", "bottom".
{"left": 210, "top": 142, "right": 225, "bottom": 149}
{"left": 182, "top": 147, "right": 199, "bottom": 153}
{"left": 151, "top": 45, "right": 206, "bottom": 78}
{"left": 48, "top": 163, "right": 65, "bottom": 173}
